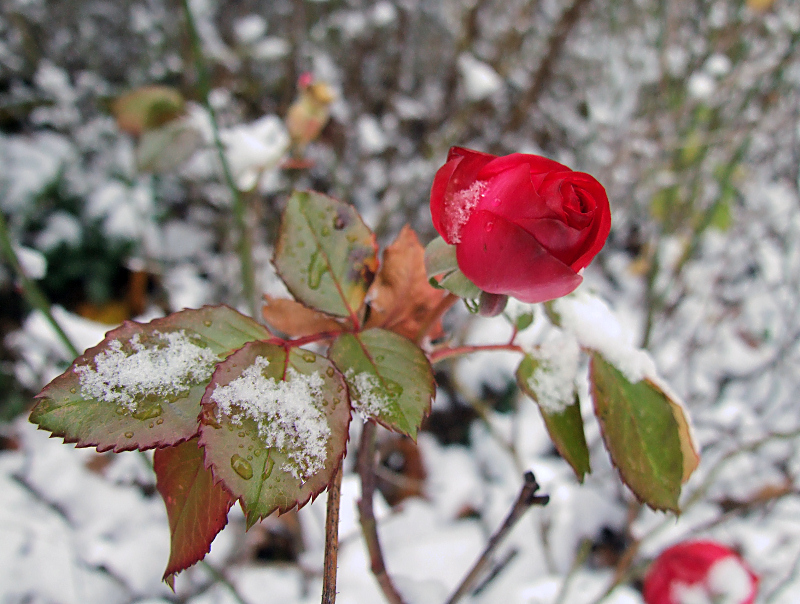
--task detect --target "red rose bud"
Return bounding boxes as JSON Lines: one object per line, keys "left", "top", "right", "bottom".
{"left": 429, "top": 147, "right": 611, "bottom": 303}
{"left": 643, "top": 540, "right": 759, "bottom": 604}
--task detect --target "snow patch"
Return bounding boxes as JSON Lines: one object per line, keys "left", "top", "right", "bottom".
{"left": 527, "top": 330, "right": 580, "bottom": 414}
{"left": 346, "top": 369, "right": 391, "bottom": 420}
{"left": 446, "top": 180, "right": 486, "bottom": 243}
{"left": 211, "top": 357, "right": 331, "bottom": 480}
{"left": 458, "top": 53, "right": 503, "bottom": 101}
{"left": 707, "top": 556, "right": 755, "bottom": 603}
{"left": 76, "top": 331, "right": 218, "bottom": 411}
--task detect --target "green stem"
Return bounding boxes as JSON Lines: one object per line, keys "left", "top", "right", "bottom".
{"left": 0, "top": 212, "right": 79, "bottom": 358}
{"left": 180, "top": 0, "right": 257, "bottom": 318}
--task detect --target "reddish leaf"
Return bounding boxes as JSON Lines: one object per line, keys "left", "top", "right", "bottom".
{"left": 30, "top": 306, "right": 270, "bottom": 452}
{"left": 262, "top": 295, "right": 345, "bottom": 337}
{"left": 113, "top": 85, "right": 185, "bottom": 136}
{"left": 154, "top": 438, "right": 233, "bottom": 587}
{"left": 199, "top": 342, "right": 351, "bottom": 528}
{"left": 365, "top": 226, "right": 448, "bottom": 342}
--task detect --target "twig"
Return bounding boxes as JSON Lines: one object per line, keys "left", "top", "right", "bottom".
{"left": 0, "top": 211, "right": 79, "bottom": 358}
{"left": 445, "top": 471, "right": 549, "bottom": 604}
{"left": 322, "top": 463, "right": 344, "bottom": 604}
{"left": 357, "top": 420, "right": 407, "bottom": 604}
{"left": 180, "top": 0, "right": 258, "bottom": 318}
{"left": 507, "top": 0, "right": 594, "bottom": 131}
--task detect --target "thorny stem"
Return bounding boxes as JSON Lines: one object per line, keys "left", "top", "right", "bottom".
{"left": 0, "top": 211, "right": 79, "bottom": 358}
{"left": 322, "top": 464, "right": 344, "bottom": 604}
{"left": 445, "top": 471, "right": 549, "bottom": 604}
{"left": 429, "top": 343, "right": 526, "bottom": 365}
{"left": 180, "top": 0, "right": 258, "bottom": 318}
{"left": 357, "top": 420, "right": 407, "bottom": 604}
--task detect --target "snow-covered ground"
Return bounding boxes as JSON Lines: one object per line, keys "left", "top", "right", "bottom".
{"left": 3, "top": 0, "right": 800, "bottom": 602}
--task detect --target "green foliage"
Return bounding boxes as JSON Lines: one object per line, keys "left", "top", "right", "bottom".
{"left": 517, "top": 355, "right": 590, "bottom": 483}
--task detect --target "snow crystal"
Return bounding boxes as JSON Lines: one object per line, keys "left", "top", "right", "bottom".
{"left": 347, "top": 370, "right": 390, "bottom": 420}
{"left": 76, "top": 331, "right": 219, "bottom": 411}
{"left": 554, "top": 291, "right": 655, "bottom": 384}
{"left": 211, "top": 357, "right": 331, "bottom": 480}
{"left": 446, "top": 180, "right": 486, "bottom": 243}
{"left": 527, "top": 330, "right": 580, "bottom": 414}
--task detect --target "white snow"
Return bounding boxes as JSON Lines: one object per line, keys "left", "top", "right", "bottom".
{"left": 445, "top": 180, "right": 486, "bottom": 243}
{"left": 707, "top": 556, "right": 755, "bottom": 603}
{"left": 211, "top": 357, "right": 331, "bottom": 480}
{"left": 220, "top": 115, "right": 289, "bottom": 191}
{"left": 526, "top": 329, "right": 580, "bottom": 414}
{"left": 346, "top": 369, "right": 391, "bottom": 420}
{"left": 76, "top": 331, "right": 219, "bottom": 411}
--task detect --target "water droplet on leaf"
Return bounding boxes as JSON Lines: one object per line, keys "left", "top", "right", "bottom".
{"left": 204, "top": 320, "right": 212, "bottom": 327}
{"left": 326, "top": 367, "right": 335, "bottom": 377}
{"left": 385, "top": 380, "right": 403, "bottom": 399}
{"left": 484, "top": 221, "right": 494, "bottom": 232}
{"left": 156, "top": 418, "right": 164, "bottom": 425}
{"left": 321, "top": 226, "right": 331, "bottom": 236}
{"left": 132, "top": 404, "right": 163, "bottom": 420}
{"left": 69, "top": 387, "right": 77, "bottom": 394}
{"left": 263, "top": 451, "right": 275, "bottom": 479}
{"left": 307, "top": 249, "right": 329, "bottom": 290}
{"left": 302, "top": 352, "right": 316, "bottom": 363}
{"left": 231, "top": 455, "right": 253, "bottom": 480}
{"left": 238, "top": 431, "right": 246, "bottom": 438}
{"left": 124, "top": 431, "right": 134, "bottom": 438}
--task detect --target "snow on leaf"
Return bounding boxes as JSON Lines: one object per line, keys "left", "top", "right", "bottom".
{"left": 273, "top": 191, "right": 378, "bottom": 319}
{"left": 154, "top": 437, "right": 233, "bottom": 587}
{"left": 329, "top": 328, "right": 434, "bottom": 438}
{"left": 198, "top": 342, "right": 350, "bottom": 528}
{"left": 30, "top": 306, "right": 271, "bottom": 452}
{"left": 517, "top": 354, "right": 591, "bottom": 482}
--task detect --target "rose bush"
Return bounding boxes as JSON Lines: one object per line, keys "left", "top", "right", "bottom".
{"left": 430, "top": 147, "right": 611, "bottom": 303}
{"left": 643, "top": 540, "right": 758, "bottom": 604}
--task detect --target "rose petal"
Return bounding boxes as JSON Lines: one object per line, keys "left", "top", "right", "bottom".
{"left": 456, "top": 211, "right": 582, "bottom": 303}
{"left": 567, "top": 174, "right": 611, "bottom": 271}
{"left": 514, "top": 217, "right": 592, "bottom": 266}
{"left": 478, "top": 153, "right": 568, "bottom": 180}
{"left": 439, "top": 150, "right": 495, "bottom": 243}
{"left": 430, "top": 156, "right": 462, "bottom": 242}
{"left": 481, "top": 163, "right": 562, "bottom": 221}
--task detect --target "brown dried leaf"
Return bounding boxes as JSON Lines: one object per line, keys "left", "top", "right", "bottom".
{"left": 262, "top": 295, "right": 344, "bottom": 338}
{"left": 366, "top": 226, "right": 447, "bottom": 342}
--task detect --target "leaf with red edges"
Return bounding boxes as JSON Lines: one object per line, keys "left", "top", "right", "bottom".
{"left": 30, "top": 306, "right": 270, "bottom": 452}
{"left": 329, "top": 328, "right": 434, "bottom": 439}
{"left": 199, "top": 342, "right": 350, "bottom": 528}
{"left": 154, "top": 437, "right": 233, "bottom": 587}
{"left": 273, "top": 191, "right": 378, "bottom": 319}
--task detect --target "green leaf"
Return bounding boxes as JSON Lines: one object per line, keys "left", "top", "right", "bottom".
{"left": 137, "top": 121, "right": 204, "bottom": 173}
{"left": 113, "top": 85, "right": 185, "bottom": 136}
{"left": 30, "top": 306, "right": 271, "bottom": 452}
{"left": 198, "top": 342, "right": 351, "bottom": 528}
{"left": 517, "top": 355, "right": 590, "bottom": 482}
{"left": 329, "top": 328, "right": 434, "bottom": 439}
{"left": 589, "top": 352, "right": 683, "bottom": 512}
{"left": 423, "top": 236, "right": 481, "bottom": 299}
{"left": 154, "top": 437, "right": 233, "bottom": 587}
{"left": 273, "top": 191, "right": 378, "bottom": 319}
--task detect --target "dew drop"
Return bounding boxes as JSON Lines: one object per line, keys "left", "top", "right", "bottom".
{"left": 148, "top": 422, "right": 154, "bottom": 428}
{"left": 307, "top": 249, "right": 329, "bottom": 290}
{"left": 231, "top": 455, "right": 253, "bottom": 480}
{"left": 132, "top": 404, "right": 163, "bottom": 420}
{"left": 247, "top": 455, "right": 253, "bottom": 461}
{"left": 326, "top": 367, "right": 335, "bottom": 377}
{"left": 334, "top": 216, "right": 346, "bottom": 230}
{"left": 238, "top": 431, "right": 246, "bottom": 438}
{"left": 69, "top": 387, "right": 77, "bottom": 394}
{"left": 385, "top": 380, "right": 404, "bottom": 399}
{"left": 124, "top": 431, "right": 134, "bottom": 438}
{"left": 204, "top": 320, "right": 212, "bottom": 327}
{"left": 263, "top": 453, "right": 275, "bottom": 480}
{"left": 321, "top": 226, "right": 331, "bottom": 236}
{"left": 254, "top": 449, "right": 262, "bottom": 457}
{"left": 115, "top": 406, "right": 127, "bottom": 415}
{"left": 376, "top": 355, "right": 385, "bottom": 362}
{"left": 333, "top": 397, "right": 340, "bottom": 405}
{"left": 302, "top": 352, "right": 316, "bottom": 363}
{"left": 156, "top": 418, "right": 164, "bottom": 425}
{"left": 238, "top": 443, "right": 244, "bottom": 449}
{"left": 484, "top": 221, "right": 494, "bottom": 233}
